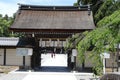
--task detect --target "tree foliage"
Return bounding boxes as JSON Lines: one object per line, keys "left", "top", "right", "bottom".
{"left": 76, "top": 0, "right": 120, "bottom": 24}
{"left": 0, "top": 14, "right": 15, "bottom": 37}
{"left": 70, "top": 0, "right": 120, "bottom": 75}
{"left": 94, "top": 0, "right": 120, "bottom": 23}
{"left": 79, "top": 10, "right": 120, "bottom": 75}
{"left": 75, "top": 0, "right": 104, "bottom": 24}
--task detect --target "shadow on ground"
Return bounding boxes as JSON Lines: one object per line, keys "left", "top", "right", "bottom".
{"left": 16, "top": 66, "right": 71, "bottom": 72}
{"left": 35, "top": 66, "right": 71, "bottom": 72}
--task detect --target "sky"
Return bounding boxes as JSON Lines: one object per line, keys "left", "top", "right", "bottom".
{"left": 0, "top": 0, "right": 77, "bottom": 17}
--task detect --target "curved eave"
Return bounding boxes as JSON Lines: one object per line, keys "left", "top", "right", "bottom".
{"left": 9, "top": 28, "right": 92, "bottom": 33}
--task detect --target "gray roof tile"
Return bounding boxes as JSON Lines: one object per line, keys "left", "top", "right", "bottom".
{"left": 0, "top": 37, "right": 19, "bottom": 46}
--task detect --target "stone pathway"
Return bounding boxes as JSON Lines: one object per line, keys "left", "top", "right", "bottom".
{"left": 0, "top": 72, "right": 96, "bottom": 80}
{"left": 0, "top": 73, "right": 27, "bottom": 80}
{"left": 22, "top": 72, "right": 77, "bottom": 80}
{"left": 41, "top": 53, "right": 67, "bottom": 67}
{"left": 39, "top": 66, "right": 70, "bottom": 72}
{"left": 0, "top": 54, "right": 99, "bottom": 80}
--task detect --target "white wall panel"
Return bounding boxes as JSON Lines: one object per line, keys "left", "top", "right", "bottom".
{"left": 6, "top": 49, "right": 23, "bottom": 66}
{"left": 0, "top": 49, "right": 4, "bottom": 65}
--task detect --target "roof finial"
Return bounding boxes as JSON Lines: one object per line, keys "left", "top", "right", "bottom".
{"left": 17, "top": 3, "right": 21, "bottom": 8}
{"left": 17, "top": 3, "right": 21, "bottom": 5}
{"left": 53, "top": 6, "right": 56, "bottom": 10}
{"left": 28, "top": 6, "right": 31, "bottom": 9}
{"left": 17, "top": 3, "right": 21, "bottom": 15}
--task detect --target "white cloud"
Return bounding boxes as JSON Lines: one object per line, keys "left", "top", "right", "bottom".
{"left": 0, "top": 2, "right": 18, "bottom": 17}
{"left": 0, "top": 0, "right": 32, "bottom": 16}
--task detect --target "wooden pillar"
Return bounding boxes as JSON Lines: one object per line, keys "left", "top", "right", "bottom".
{"left": 112, "top": 53, "right": 115, "bottom": 72}
{"left": 3, "top": 48, "right": 6, "bottom": 65}
{"left": 23, "top": 56, "right": 25, "bottom": 67}
{"left": 67, "top": 50, "right": 71, "bottom": 69}
{"left": 31, "top": 51, "right": 35, "bottom": 69}
{"left": 82, "top": 61, "right": 85, "bottom": 71}
{"left": 31, "top": 37, "right": 41, "bottom": 69}
{"left": 116, "top": 44, "right": 119, "bottom": 72}
{"left": 73, "top": 56, "right": 76, "bottom": 71}
{"left": 67, "top": 53, "right": 70, "bottom": 67}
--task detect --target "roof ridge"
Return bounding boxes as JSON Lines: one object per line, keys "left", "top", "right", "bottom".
{"left": 18, "top": 3, "right": 88, "bottom": 7}
{"left": 18, "top": 3, "right": 89, "bottom": 11}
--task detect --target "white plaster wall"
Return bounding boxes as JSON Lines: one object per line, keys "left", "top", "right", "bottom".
{"left": 6, "top": 49, "right": 23, "bottom": 66}
{"left": 0, "top": 49, "right": 4, "bottom": 65}
{"left": 25, "top": 56, "right": 31, "bottom": 66}
{"left": 6, "top": 49, "right": 31, "bottom": 66}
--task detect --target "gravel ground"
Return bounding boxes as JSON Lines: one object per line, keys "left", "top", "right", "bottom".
{"left": 0, "top": 66, "right": 19, "bottom": 74}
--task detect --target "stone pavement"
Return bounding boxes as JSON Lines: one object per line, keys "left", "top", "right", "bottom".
{"left": 41, "top": 53, "right": 67, "bottom": 67}
{"left": 0, "top": 73, "right": 27, "bottom": 80}
{"left": 0, "top": 72, "right": 97, "bottom": 80}
{"left": 22, "top": 72, "right": 77, "bottom": 80}
{"left": 0, "top": 54, "right": 99, "bottom": 80}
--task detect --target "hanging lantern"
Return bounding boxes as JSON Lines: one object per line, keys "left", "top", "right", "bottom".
{"left": 46, "top": 40, "right": 49, "bottom": 47}
{"left": 39, "top": 38, "right": 42, "bottom": 47}
{"left": 57, "top": 39, "right": 60, "bottom": 47}
{"left": 49, "top": 38, "right": 52, "bottom": 47}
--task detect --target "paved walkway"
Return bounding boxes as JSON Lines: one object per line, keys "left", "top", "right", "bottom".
{"left": 0, "top": 54, "right": 98, "bottom": 80}
{"left": 39, "top": 66, "right": 70, "bottom": 72}
{"left": 41, "top": 53, "right": 67, "bottom": 67}
{"left": 0, "top": 72, "right": 96, "bottom": 80}
{"left": 22, "top": 72, "right": 77, "bottom": 80}
{"left": 0, "top": 73, "right": 27, "bottom": 80}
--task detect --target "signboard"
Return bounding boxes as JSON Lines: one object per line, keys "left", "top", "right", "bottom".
{"left": 114, "top": 44, "right": 120, "bottom": 49}
{"left": 71, "top": 56, "right": 74, "bottom": 62}
{"left": 100, "top": 52, "right": 110, "bottom": 59}
{"left": 16, "top": 48, "right": 33, "bottom": 56}
{"left": 72, "top": 49, "right": 78, "bottom": 56}
{"left": 104, "top": 52, "right": 110, "bottom": 58}
{"left": 100, "top": 52, "right": 110, "bottom": 74}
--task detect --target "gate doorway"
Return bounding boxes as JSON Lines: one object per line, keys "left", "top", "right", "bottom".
{"left": 40, "top": 47, "right": 70, "bottom": 72}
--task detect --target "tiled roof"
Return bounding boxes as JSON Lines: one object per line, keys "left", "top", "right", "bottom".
{"left": 10, "top": 4, "right": 95, "bottom": 32}
{"left": 0, "top": 37, "right": 19, "bottom": 47}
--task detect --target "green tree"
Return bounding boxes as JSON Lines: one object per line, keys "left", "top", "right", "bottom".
{"left": 70, "top": 0, "right": 120, "bottom": 75}
{"left": 0, "top": 14, "right": 14, "bottom": 37}
{"left": 78, "top": 10, "right": 120, "bottom": 75}
{"left": 94, "top": 0, "right": 120, "bottom": 23}
{"left": 75, "top": 0, "right": 104, "bottom": 24}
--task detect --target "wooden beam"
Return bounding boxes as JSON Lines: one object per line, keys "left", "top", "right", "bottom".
{"left": 10, "top": 28, "right": 88, "bottom": 33}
